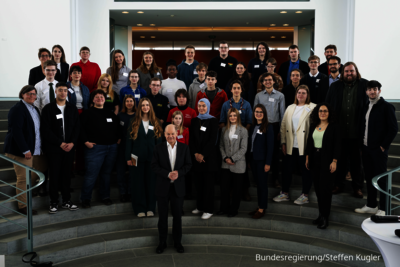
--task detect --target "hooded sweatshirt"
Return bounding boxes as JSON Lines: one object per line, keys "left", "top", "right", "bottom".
{"left": 188, "top": 77, "right": 207, "bottom": 109}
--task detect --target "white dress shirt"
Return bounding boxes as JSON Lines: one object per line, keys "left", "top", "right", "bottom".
{"left": 57, "top": 63, "right": 61, "bottom": 73}
{"left": 167, "top": 141, "right": 177, "bottom": 183}
{"left": 142, "top": 120, "right": 149, "bottom": 134}
{"left": 309, "top": 71, "right": 319, "bottom": 78}
{"left": 34, "top": 78, "right": 59, "bottom": 112}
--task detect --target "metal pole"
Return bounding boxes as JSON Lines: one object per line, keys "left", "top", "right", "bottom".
{"left": 26, "top": 169, "right": 33, "bottom": 253}
{"left": 387, "top": 174, "right": 392, "bottom": 215}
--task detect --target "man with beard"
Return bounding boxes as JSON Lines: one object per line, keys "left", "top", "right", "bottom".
{"left": 325, "top": 62, "right": 368, "bottom": 198}
{"left": 318, "top": 56, "right": 342, "bottom": 103}
{"left": 318, "top": 45, "right": 343, "bottom": 76}
{"left": 208, "top": 41, "right": 238, "bottom": 89}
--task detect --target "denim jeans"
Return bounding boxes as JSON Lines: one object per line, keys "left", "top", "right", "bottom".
{"left": 81, "top": 144, "right": 118, "bottom": 201}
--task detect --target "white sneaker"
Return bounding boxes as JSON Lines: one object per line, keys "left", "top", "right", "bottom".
{"left": 294, "top": 194, "right": 309, "bottom": 205}
{"left": 376, "top": 210, "right": 386, "bottom": 216}
{"left": 192, "top": 209, "right": 202, "bottom": 214}
{"left": 273, "top": 192, "right": 289, "bottom": 202}
{"left": 137, "top": 212, "right": 146, "bottom": 217}
{"left": 355, "top": 205, "right": 378, "bottom": 214}
{"left": 201, "top": 213, "right": 213, "bottom": 219}
{"left": 147, "top": 211, "right": 154, "bottom": 217}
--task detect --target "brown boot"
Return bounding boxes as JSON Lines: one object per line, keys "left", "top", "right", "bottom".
{"left": 248, "top": 208, "right": 258, "bottom": 216}
{"left": 353, "top": 189, "right": 363, "bottom": 198}
{"left": 252, "top": 210, "right": 265, "bottom": 219}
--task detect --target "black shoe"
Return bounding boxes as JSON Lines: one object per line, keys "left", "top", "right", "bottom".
{"left": 156, "top": 242, "right": 167, "bottom": 254}
{"left": 102, "top": 198, "right": 113, "bottom": 206}
{"left": 228, "top": 212, "right": 238, "bottom": 217}
{"left": 48, "top": 203, "right": 58, "bottom": 214}
{"left": 317, "top": 217, "right": 329, "bottom": 229}
{"left": 217, "top": 211, "right": 227, "bottom": 215}
{"left": 174, "top": 243, "right": 184, "bottom": 253}
{"left": 120, "top": 194, "right": 129, "bottom": 203}
{"left": 62, "top": 201, "right": 79, "bottom": 211}
{"left": 81, "top": 200, "right": 91, "bottom": 209}
{"left": 312, "top": 214, "right": 323, "bottom": 225}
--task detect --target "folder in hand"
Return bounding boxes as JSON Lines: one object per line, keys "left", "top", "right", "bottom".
{"left": 131, "top": 154, "right": 138, "bottom": 166}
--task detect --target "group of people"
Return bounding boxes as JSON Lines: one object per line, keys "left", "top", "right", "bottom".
{"left": 4, "top": 41, "right": 398, "bottom": 254}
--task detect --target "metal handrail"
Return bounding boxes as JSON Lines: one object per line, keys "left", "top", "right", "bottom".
{"left": 0, "top": 153, "right": 45, "bottom": 253}
{"left": 372, "top": 165, "right": 400, "bottom": 215}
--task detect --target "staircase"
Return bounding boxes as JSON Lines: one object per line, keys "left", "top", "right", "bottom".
{"left": 1, "top": 100, "right": 399, "bottom": 267}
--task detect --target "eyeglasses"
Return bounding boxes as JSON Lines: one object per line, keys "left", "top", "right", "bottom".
{"left": 25, "top": 93, "right": 37, "bottom": 96}
{"left": 319, "top": 110, "right": 329, "bottom": 113}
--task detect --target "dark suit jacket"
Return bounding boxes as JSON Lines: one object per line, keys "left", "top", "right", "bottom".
{"left": 151, "top": 141, "right": 192, "bottom": 198}
{"left": 300, "top": 72, "right": 327, "bottom": 104}
{"left": 318, "top": 62, "right": 343, "bottom": 76}
{"left": 359, "top": 97, "right": 398, "bottom": 151}
{"left": 317, "top": 76, "right": 330, "bottom": 104}
{"left": 55, "top": 62, "right": 70, "bottom": 83}
{"left": 247, "top": 124, "right": 274, "bottom": 165}
{"left": 277, "top": 59, "right": 310, "bottom": 87}
{"left": 40, "top": 101, "right": 80, "bottom": 154}
{"left": 28, "top": 65, "right": 45, "bottom": 86}
{"left": 4, "top": 101, "right": 40, "bottom": 157}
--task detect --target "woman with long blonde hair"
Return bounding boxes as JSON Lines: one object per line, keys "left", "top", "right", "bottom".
{"left": 126, "top": 98, "right": 163, "bottom": 217}
{"left": 91, "top": 73, "right": 120, "bottom": 115}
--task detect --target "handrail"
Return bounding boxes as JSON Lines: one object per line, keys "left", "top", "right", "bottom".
{"left": 372, "top": 165, "right": 400, "bottom": 215}
{"left": 0, "top": 153, "right": 45, "bottom": 253}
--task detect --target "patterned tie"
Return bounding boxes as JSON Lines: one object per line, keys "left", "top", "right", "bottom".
{"left": 49, "top": 83, "right": 55, "bottom": 102}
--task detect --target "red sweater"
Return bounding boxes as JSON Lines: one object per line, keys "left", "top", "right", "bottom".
{"left": 167, "top": 106, "right": 197, "bottom": 128}
{"left": 70, "top": 60, "right": 101, "bottom": 92}
{"left": 177, "top": 128, "right": 189, "bottom": 145}
{"left": 195, "top": 88, "right": 228, "bottom": 120}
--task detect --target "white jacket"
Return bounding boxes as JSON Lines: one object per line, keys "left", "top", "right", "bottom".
{"left": 280, "top": 103, "right": 316, "bottom": 155}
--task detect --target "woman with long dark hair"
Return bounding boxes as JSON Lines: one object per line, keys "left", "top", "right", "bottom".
{"left": 126, "top": 98, "right": 163, "bottom": 217}
{"left": 305, "top": 102, "right": 340, "bottom": 229}
{"left": 52, "top": 44, "right": 70, "bottom": 83}
{"left": 225, "top": 62, "right": 254, "bottom": 105}
{"left": 248, "top": 42, "right": 270, "bottom": 95}
{"left": 106, "top": 49, "right": 131, "bottom": 95}
{"left": 136, "top": 51, "right": 163, "bottom": 95}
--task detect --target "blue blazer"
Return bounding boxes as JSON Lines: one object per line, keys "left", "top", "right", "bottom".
{"left": 4, "top": 101, "right": 39, "bottom": 157}
{"left": 248, "top": 124, "right": 274, "bottom": 165}
{"left": 66, "top": 81, "right": 90, "bottom": 110}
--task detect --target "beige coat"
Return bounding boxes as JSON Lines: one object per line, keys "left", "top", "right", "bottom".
{"left": 280, "top": 103, "right": 316, "bottom": 155}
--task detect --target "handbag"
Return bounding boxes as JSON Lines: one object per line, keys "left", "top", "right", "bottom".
{"left": 22, "top": 252, "right": 55, "bottom": 266}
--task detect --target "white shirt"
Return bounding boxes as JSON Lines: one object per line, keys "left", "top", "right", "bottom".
{"left": 160, "top": 78, "right": 187, "bottom": 106}
{"left": 309, "top": 72, "right": 319, "bottom": 78}
{"left": 229, "top": 125, "right": 237, "bottom": 141}
{"left": 57, "top": 104, "right": 66, "bottom": 140}
{"left": 57, "top": 63, "right": 61, "bottom": 74}
{"left": 363, "top": 97, "right": 380, "bottom": 146}
{"left": 34, "top": 78, "right": 59, "bottom": 112}
{"left": 142, "top": 120, "right": 149, "bottom": 134}
{"left": 167, "top": 141, "right": 177, "bottom": 183}
{"left": 292, "top": 105, "right": 305, "bottom": 148}
{"left": 71, "top": 84, "right": 83, "bottom": 109}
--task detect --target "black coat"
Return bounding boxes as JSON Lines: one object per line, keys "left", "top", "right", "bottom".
{"left": 28, "top": 65, "right": 45, "bottom": 86}
{"left": 151, "top": 141, "right": 192, "bottom": 198}
{"left": 40, "top": 101, "right": 80, "bottom": 154}
{"left": 317, "top": 76, "right": 330, "bottom": 104}
{"left": 189, "top": 117, "right": 219, "bottom": 172}
{"left": 300, "top": 72, "right": 327, "bottom": 104}
{"left": 247, "top": 124, "right": 274, "bottom": 165}
{"left": 148, "top": 93, "right": 170, "bottom": 124}
{"left": 305, "top": 123, "right": 341, "bottom": 177}
{"left": 281, "top": 82, "right": 302, "bottom": 109}
{"left": 54, "top": 62, "right": 70, "bottom": 83}
{"left": 359, "top": 97, "right": 398, "bottom": 151}
{"left": 4, "top": 101, "right": 40, "bottom": 157}
{"left": 318, "top": 62, "right": 343, "bottom": 76}
{"left": 277, "top": 59, "right": 310, "bottom": 87}
{"left": 325, "top": 78, "right": 369, "bottom": 138}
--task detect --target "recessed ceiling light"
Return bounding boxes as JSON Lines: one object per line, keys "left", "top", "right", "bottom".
{"left": 137, "top": 24, "right": 143, "bottom": 26}
{"left": 281, "top": 36, "right": 286, "bottom": 38}
{"left": 296, "top": 11, "right": 302, "bottom": 13}
{"left": 171, "top": 15, "right": 175, "bottom": 17}
{"left": 137, "top": 11, "right": 144, "bottom": 14}
{"left": 122, "top": 11, "right": 129, "bottom": 14}
{"left": 151, "top": 36, "right": 156, "bottom": 38}
{"left": 271, "top": 36, "right": 276, "bottom": 38}
{"left": 283, "top": 24, "right": 289, "bottom": 26}
{"left": 270, "top": 24, "right": 276, "bottom": 26}
{"left": 150, "top": 24, "right": 156, "bottom": 26}
{"left": 280, "top": 11, "right": 287, "bottom": 13}
{"left": 140, "top": 36, "right": 145, "bottom": 38}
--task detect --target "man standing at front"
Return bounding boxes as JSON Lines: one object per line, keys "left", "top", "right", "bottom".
{"left": 208, "top": 41, "right": 238, "bottom": 89}
{"left": 177, "top": 45, "right": 199, "bottom": 90}
{"left": 151, "top": 124, "right": 192, "bottom": 254}
{"left": 70, "top": 46, "right": 101, "bottom": 92}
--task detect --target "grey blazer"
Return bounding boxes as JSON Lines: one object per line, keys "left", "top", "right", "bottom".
{"left": 136, "top": 67, "right": 163, "bottom": 95}
{"left": 219, "top": 125, "right": 248, "bottom": 173}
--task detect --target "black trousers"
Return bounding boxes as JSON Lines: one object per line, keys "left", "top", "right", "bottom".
{"left": 194, "top": 171, "right": 215, "bottom": 213}
{"left": 312, "top": 150, "right": 334, "bottom": 218}
{"left": 220, "top": 169, "right": 243, "bottom": 213}
{"left": 157, "top": 184, "right": 184, "bottom": 243}
{"left": 185, "top": 170, "right": 193, "bottom": 196}
{"left": 362, "top": 145, "right": 388, "bottom": 210}
{"left": 251, "top": 159, "right": 269, "bottom": 210}
{"left": 270, "top": 122, "right": 281, "bottom": 181}
{"left": 336, "top": 138, "right": 363, "bottom": 190}
{"left": 48, "top": 151, "right": 74, "bottom": 203}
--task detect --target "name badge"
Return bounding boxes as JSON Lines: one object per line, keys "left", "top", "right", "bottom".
{"left": 239, "top": 110, "right": 242, "bottom": 114}
{"left": 107, "top": 94, "right": 110, "bottom": 98}
{"left": 269, "top": 98, "right": 275, "bottom": 102}
{"left": 123, "top": 73, "right": 128, "bottom": 77}
{"left": 120, "top": 121, "right": 124, "bottom": 126}
{"left": 56, "top": 114, "right": 63, "bottom": 119}
{"left": 68, "top": 88, "right": 74, "bottom": 94}
{"left": 254, "top": 65, "right": 260, "bottom": 68}
{"left": 148, "top": 125, "right": 154, "bottom": 130}
{"left": 107, "top": 118, "right": 112, "bottom": 122}
{"left": 200, "top": 126, "right": 206, "bottom": 131}
{"left": 177, "top": 135, "right": 183, "bottom": 139}
{"left": 305, "top": 107, "right": 311, "bottom": 112}
{"left": 157, "top": 104, "right": 162, "bottom": 107}
{"left": 193, "top": 70, "right": 198, "bottom": 74}
{"left": 199, "top": 83, "right": 205, "bottom": 89}
{"left": 316, "top": 79, "right": 320, "bottom": 83}
{"left": 157, "top": 72, "right": 160, "bottom": 75}
{"left": 220, "top": 63, "right": 226, "bottom": 67}
{"left": 167, "top": 89, "right": 173, "bottom": 93}
{"left": 257, "top": 129, "right": 262, "bottom": 135}
{"left": 232, "top": 134, "right": 238, "bottom": 139}
{"left": 135, "top": 94, "right": 140, "bottom": 98}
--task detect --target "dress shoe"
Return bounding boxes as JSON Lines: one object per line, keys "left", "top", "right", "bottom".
{"left": 217, "top": 211, "right": 227, "bottom": 215}
{"left": 353, "top": 189, "right": 363, "bottom": 198}
{"left": 81, "top": 200, "right": 91, "bottom": 209}
{"left": 228, "top": 212, "right": 238, "bottom": 217}
{"left": 317, "top": 217, "right": 329, "bottom": 229}
{"left": 156, "top": 242, "right": 167, "bottom": 254}
{"left": 174, "top": 243, "right": 184, "bottom": 253}
{"left": 102, "top": 198, "right": 113, "bottom": 206}
{"left": 18, "top": 207, "right": 38, "bottom": 215}
{"left": 332, "top": 186, "right": 344, "bottom": 194}
{"left": 312, "top": 214, "right": 323, "bottom": 225}
{"left": 248, "top": 209, "right": 258, "bottom": 216}
{"left": 252, "top": 210, "right": 265, "bottom": 219}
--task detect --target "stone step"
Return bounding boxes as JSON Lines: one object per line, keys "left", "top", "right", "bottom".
{"left": 0, "top": 167, "right": 16, "bottom": 183}
{"left": 395, "top": 133, "right": 400, "bottom": 143}
{"left": 5, "top": 226, "right": 384, "bottom": 267}
{"left": 389, "top": 142, "right": 400, "bottom": 156}
{"left": 0, "top": 110, "right": 8, "bottom": 120}
{"left": 0, "top": 101, "right": 18, "bottom": 110}
{"left": 0, "top": 130, "right": 7, "bottom": 141}
{"left": 0, "top": 120, "right": 7, "bottom": 131}
{"left": 396, "top": 111, "right": 400, "bottom": 120}
{"left": 388, "top": 154, "right": 400, "bottom": 168}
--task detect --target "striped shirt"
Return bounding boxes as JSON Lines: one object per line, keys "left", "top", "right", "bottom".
{"left": 22, "top": 100, "right": 41, "bottom": 155}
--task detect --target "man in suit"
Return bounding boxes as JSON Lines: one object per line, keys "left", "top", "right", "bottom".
{"left": 151, "top": 124, "right": 192, "bottom": 254}
{"left": 277, "top": 44, "right": 310, "bottom": 87}
{"left": 318, "top": 44, "right": 343, "bottom": 76}
{"left": 318, "top": 56, "right": 342, "bottom": 103}
{"left": 300, "top": 55, "right": 327, "bottom": 104}
{"left": 34, "top": 60, "right": 59, "bottom": 113}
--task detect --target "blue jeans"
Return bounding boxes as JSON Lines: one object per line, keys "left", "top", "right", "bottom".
{"left": 81, "top": 144, "right": 118, "bottom": 201}
{"left": 282, "top": 148, "right": 312, "bottom": 195}
{"left": 116, "top": 142, "right": 130, "bottom": 195}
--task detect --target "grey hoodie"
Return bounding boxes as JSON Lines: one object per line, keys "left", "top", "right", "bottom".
{"left": 188, "top": 77, "right": 207, "bottom": 109}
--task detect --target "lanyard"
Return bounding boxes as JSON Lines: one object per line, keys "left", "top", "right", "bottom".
{"left": 230, "top": 97, "right": 244, "bottom": 110}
